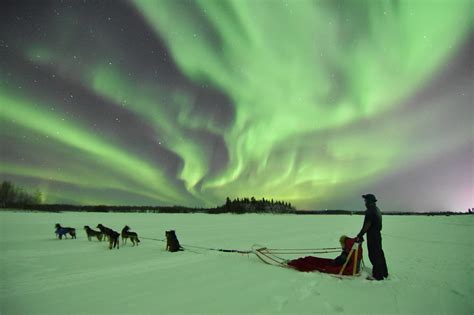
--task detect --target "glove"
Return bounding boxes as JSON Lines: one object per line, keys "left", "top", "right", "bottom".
{"left": 355, "top": 235, "right": 364, "bottom": 243}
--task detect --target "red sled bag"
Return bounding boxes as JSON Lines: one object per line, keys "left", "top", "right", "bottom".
{"left": 287, "top": 237, "right": 362, "bottom": 275}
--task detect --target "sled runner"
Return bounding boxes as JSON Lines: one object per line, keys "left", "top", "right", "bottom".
{"left": 253, "top": 245, "right": 290, "bottom": 268}
{"left": 253, "top": 237, "right": 363, "bottom": 277}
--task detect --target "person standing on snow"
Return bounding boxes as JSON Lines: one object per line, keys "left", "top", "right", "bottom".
{"left": 356, "top": 194, "right": 388, "bottom": 280}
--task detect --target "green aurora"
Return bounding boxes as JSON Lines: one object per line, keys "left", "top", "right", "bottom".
{"left": 0, "top": 0, "right": 472, "bottom": 211}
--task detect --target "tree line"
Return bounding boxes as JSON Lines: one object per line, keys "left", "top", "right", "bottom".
{"left": 0, "top": 181, "right": 42, "bottom": 207}
{"left": 0, "top": 181, "right": 296, "bottom": 214}
{"left": 294, "top": 210, "right": 472, "bottom": 216}
{"left": 1, "top": 180, "right": 469, "bottom": 215}
{"left": 7, "top": 197, "right": 296, "bottom": 214}
{"left": 0, "top": 197, "right": 296, "bottom": 214}
{"left": 211, "top": 196, "right": 295, "bottom": 214}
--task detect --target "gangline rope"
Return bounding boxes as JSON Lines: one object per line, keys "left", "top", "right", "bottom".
{"left": 140, "top": 236, "right": 341, "bottom": 255}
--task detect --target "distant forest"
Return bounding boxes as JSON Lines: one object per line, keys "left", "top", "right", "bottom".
{"left": 0, "top": 180, "right": 471, "bottom": 215}
{"left": 0, "top": 181, "right": 42, "bottom": 208}
{"left": 0, "top": 180, "right": 295, "bottom": 214}
{"left": 218, "top": 196, "right": 295, "bottom": 213}
{"left": 0, "top": 196, "right": 295, "bottom": 215}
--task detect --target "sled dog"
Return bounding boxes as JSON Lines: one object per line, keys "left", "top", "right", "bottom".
{"left": 84, "top": 225, "right": 103, "bottom": 241}
{"left": 96, "top": 224, "right": 113, "bottom": 241}
{"left": 55, "top": 223, "right": 76, "bottom": 240}
{"left": 108, "top": 229, "right": 120, "bottom": 249}
{"left": 165, "top": 230, "right": 183, "bottom": 252}
{"left": 121, "top": 225, "right": 140, "bottom": 246}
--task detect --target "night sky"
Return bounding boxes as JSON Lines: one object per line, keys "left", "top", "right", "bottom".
{"left": 0, "top": 0, "right": 472, "bottom": 211}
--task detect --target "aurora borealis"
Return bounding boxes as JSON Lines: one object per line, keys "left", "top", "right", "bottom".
{"left": 0, "top": 0, "right": 472, "bottom": 211}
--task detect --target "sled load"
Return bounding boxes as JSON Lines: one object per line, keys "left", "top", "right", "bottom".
{"left": 254, "top": 236, "right": 363, "bottom": 277}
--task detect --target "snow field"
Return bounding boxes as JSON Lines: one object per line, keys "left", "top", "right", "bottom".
{"left": 0, "top": 211, "right": 473, "bottom": 314}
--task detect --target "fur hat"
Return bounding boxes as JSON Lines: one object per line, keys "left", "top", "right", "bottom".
{"left": 362, "top": 194, "right": 377, "bottom": 202}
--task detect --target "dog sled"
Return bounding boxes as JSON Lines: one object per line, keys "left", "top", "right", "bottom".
{"left": 141, "top": 230, "right": 363, "bottom": 278}
{"left": 253, "top": 237, "right": 363, "bottom": 277}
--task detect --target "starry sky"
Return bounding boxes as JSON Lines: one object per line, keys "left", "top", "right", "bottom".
{"left": 0, "top": 0, "right": 472, "bottom": 211}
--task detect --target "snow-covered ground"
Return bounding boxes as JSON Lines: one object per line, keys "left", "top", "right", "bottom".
{"left": 0, "top": 211, "right": 472, "bottom": 314}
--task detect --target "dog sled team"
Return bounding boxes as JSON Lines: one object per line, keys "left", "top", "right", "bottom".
{"left": 55, "top": 223, "right": 180, "bottom": 254}
{"left": 55, "top": 223, "right": 140, "bottom": 249}
{"left": 53, "top": 194, "right": 388, "bottom": 280}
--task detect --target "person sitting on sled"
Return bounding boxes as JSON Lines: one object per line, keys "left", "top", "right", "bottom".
{"left": 286, "top": 235, "right": 362, "bottom": 275}
{"left": 332, "top": 235, "right": 350, "bottom": 266}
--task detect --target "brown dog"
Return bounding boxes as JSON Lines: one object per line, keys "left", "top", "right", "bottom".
{"left": 108, "top": 230, "right": 120, "bottom": 250}
{"left": 84, "top": 226, "right": 103, "bottom": 241}
{"left": 97, "top": 224, "right": 119, "bottom": 249}
{"left": 96, "top": 224, "right": 113, "bottom": 241}
{"left": 121, "top": 225, "right": 140, "bottom": 246}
